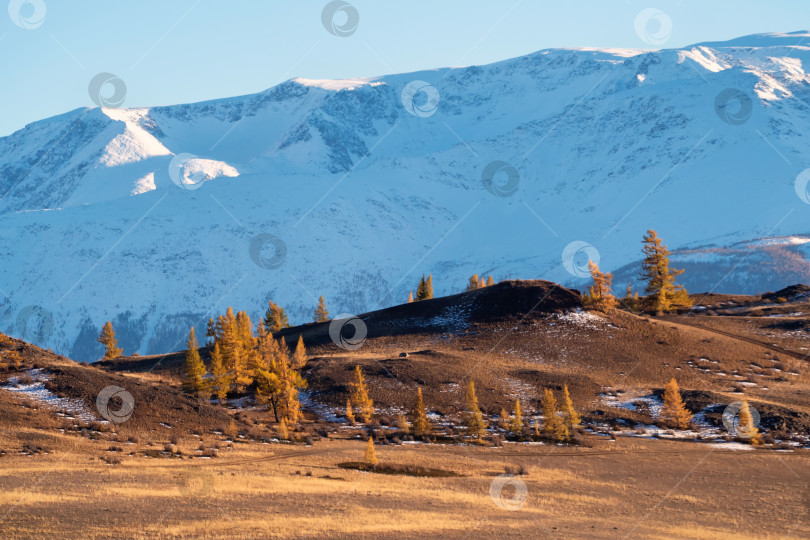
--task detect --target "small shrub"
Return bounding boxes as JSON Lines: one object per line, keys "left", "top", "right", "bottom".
{"left": 21, "top": 443, "right": 45, "bottom": 455}
{"left": 504, "top": 464, "right": 528, "bottom": 476}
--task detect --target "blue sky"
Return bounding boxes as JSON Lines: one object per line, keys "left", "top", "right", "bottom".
{"left": 0, "top": 0, "right": 807, "bottom": 135}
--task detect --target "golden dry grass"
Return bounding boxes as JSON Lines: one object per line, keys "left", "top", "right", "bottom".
{"left": 0, "top": 436, "right": 808, "bottom": 539}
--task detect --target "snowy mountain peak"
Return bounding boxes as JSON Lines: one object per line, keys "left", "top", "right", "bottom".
{"left": 2, "top": 32, "right": 810, "bottom": 360}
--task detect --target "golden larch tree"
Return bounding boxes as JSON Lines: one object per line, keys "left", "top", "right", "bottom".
{"left": 736, "top": 400, "right": 762, "bottom": 444}
{"left": 364, "top": 436, "right": 378, "bottom": 465}
{"left": 291, "top": 335, "right": 307, "bottom": 369}
{"left": 416, "top": 274, "right": 434, "bottom": 300}
{"left": 210, "top": 342, "right": 230, "bottom": 404}
{"left": 277, "top": 417, "right": 289, "bottom": 440}
{"left": 264, "top": 301, "right": 289, "bottom": 332}
{"left": 583, "top": 260, "right": 616, "bottom": 312}
{"left": 661, "top": 378, "right": 693, "bottom": 429}
{"left": 97, "top": 321, "right": 123, "bottom": 359}
{"left": 463, "top": 380, "right": 487, "bottom": 440}
{"left": 640, "top": 230, "right": 692, "bottom": 313}
{"left": 411, "top": 386, "right": 431, "bottom": 437}
{"left": 509, "top": 398, "right": 523, "bottom": 436}
{"left": 183, "top": 327, "right": 209, "bottom": 399}
{"left": 313, "top": 296, "right": 330, "bottom": 322}
{"left": 541, "top": 389, "right": 569, "bottom": 442}
{"left": 498, "top": 408, "right": 510, "bottom": 429}
{"left": 349, "top": 365, "right": 374, "bottom": 423}
{"left": 206, "top": 317, "right": 216, "bottom": 348}
{"left": 561, "top": 384, "right": 581, "bottom": 430}
{"left": 397, "top": 413, "right": 410, "bottom": 433}
{"left": 346, "top": 399, "right": 356, "bottom": 425}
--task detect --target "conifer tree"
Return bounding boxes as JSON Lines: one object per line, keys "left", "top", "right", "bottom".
{"left": 416, "top": 275, "right": 427, "bottom": 301}
{"left": 210, "top": 342, "right": 230, "bottom": 404}
{"left": 183, "top": 327, "right": 209, "bottom": 398}
{"left": 277, "top": 418, "right": 289, "bottom": 440}
{"left": 561, "top": 384, "right": 581, "bottom": 430}
{"left": 623, "top": 283, "right": 636, "bottom": 312}
{"left": 463, "top": 380, "right": 487, "bottom": 440}
{"left": 313, "top": 296, "right": 330, "bottom": 322}
{"left": 486, "top": 276, "right": 494, "bottom": 286}
{"left": 254, "top": 346, "right": 306, "bottom": 424}
{"left": 255, "top": 367, "right": 282, "bottom": 420}
{"left": 97, "top": 321, "right": 123, "bottom": 359}
{"left": 498, "top": 408, "right": 510, "bottom": 429}
{"left": 346, "top": 399, "right": 356, "bottom": 425}
{"left": 541, "top": 389, "right": 568, "bottom": 442}
{"left": 236, "top": 311, "right": 255, "bottom": 350}
{"left": 467, "top": 274, "right": 481, "bottom": 291}
{"left": 206, "top": 318, "right": 216, "bottom": 348}
{"left": 364, "top": 436, "right": 378, "bottom": 465}
{"left": 736, "top": 400, "right": 762, "bottom": 444}
{"left": 251, "top": 321, "right": 271, "bottom": 376}
{"left": 509, "top": 398, "right": 523, "bottom": 436}
{"left": 416, "top": 274, "right": 434, "bottom": 301}
{"left": 264, "top": 301, "right": 290, "bottom": 333}
{"left": 233, "top": 310, "right": 255, "bottom": 389}
{"left": 640, "top": 230, "right": 692, "bottom": 313}
{"left": 661, "top": 378, "right": 693, "bottom": 429}
{"left": 533, "top": 419, "right": 541, "bottom": 437}
{"left": 291, "top": 335, "right": 307, "bottom": 369}
{"left": 411, "top": 387, "right": 431, "bottom": 437}
{"left": 215, "top": 307, "right": 251, "bottom": 391}
{"left": 349, "top": 365, "right": 374, "bottom": 423}
{"left": 217, "top": 308, "right": 238, "bottom": 372}
{"left": 397, "top": 413, "right": 410, "bottom": 434}
{"left": 277, "top": 345, "right": 305, "bottom": 424}
{"left": 407, "top": 291, "right": 414, "bottom": 303}
{"left": 479, "top": 277, "right": 485, "bottom": 288}
{"left": 583, "top": 260, "right": 616, "bottom": 312}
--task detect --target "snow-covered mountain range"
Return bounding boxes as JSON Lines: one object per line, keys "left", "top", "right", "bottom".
{"left": 2, "top": 31, "right": 810, "bottom": 360}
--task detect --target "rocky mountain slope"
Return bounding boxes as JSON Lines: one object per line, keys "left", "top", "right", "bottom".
{"left": 2, "top": 32, "right": 810, "bottom": 359}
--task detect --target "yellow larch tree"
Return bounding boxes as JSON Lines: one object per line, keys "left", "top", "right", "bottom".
{"left": 97, "top": 321, "right": 123, "bottom": 359}
{"left": 541, "top": 389, "right": 568, "bottom": 442}
{"left": 364, "top": 436, "right": 378, "bottom": 465}
{"left": 411, "top": 386, "right": 431, "bottom": 437}
{"left": 349, "top": 365, "right": 374, "bottom": 423}
{"left": 561, "top": 384, "right": 581, "bottom": 430}
{"left": 661, "top": 378, "right": 693, "bottom": 429}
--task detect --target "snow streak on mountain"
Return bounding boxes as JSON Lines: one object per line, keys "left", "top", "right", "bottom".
{"left": 2, "top": 32, "right": 810, "bottom": 360}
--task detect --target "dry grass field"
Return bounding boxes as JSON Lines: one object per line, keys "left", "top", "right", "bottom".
{"left": 1, "top": 434, "right": 808, "bottom": 539}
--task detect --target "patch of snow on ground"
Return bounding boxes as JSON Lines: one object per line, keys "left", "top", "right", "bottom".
{"left": 298, "top": 390, "right": 343, "bottom": 423}
{"left": 555, "top": 309, "right": 607, "bottom": 329}
{"left": 1, "top": 369, "right": 100, "bottom": 423}
{"left": 599, "top": 391, "right": 663, "bottom": 417}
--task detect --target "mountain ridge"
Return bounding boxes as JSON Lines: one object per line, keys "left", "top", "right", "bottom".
{"left": 2, "top": 32, "right": 810, "bottom": 360}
